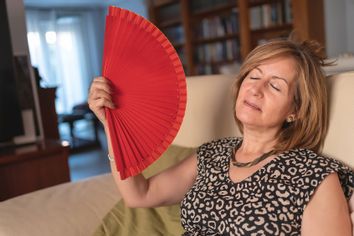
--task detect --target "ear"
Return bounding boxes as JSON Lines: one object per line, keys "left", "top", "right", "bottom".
{"left": 286, "top": 114, "right": 296, "bottom": 123}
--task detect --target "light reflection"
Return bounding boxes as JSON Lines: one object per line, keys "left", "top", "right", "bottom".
{"left": 45, "top": 31, "right": 57, "bottom": 44}
{"left": 61, "top": 140, "right": 70, "bottom": 147}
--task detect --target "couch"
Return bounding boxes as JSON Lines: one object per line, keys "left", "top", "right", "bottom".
{"left": 0, "top": 72, "right": 353, "bottom": 235}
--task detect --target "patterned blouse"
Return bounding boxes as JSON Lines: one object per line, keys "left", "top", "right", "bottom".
{"left": 180, "top": 137, "right": 354, "bottom": 236}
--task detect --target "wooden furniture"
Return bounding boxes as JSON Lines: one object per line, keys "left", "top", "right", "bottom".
{"left": 0, "top": 140, "right": 70, "bottom": 201}
{"left": 148, "top": 0, "right": 325, "bottom": 75}
{"left": 58, "top": 102, "right": 101, "bottom": 151}
{"left": 58, "top": 112, "right": 100, "bottom": 151}
{"left": 38, "top": 87, "right": 60, "bottom": 140}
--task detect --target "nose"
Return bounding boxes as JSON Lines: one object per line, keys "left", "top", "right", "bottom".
{"left": 249, "top": 81, "right": 264, "bottom": 97}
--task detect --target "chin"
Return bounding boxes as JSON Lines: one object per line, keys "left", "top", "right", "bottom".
{"left": 236, "top": 112, "right": 260, "bottom": 127}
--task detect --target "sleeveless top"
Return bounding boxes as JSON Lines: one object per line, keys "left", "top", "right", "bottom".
{"left": 180, "top": 137, "right": 354, "bottom": 236}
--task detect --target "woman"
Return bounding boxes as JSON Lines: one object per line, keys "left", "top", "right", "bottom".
{"left": 88, "top": 38, "right": 354, "bottom": 235}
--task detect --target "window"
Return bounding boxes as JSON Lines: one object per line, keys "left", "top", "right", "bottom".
{"left": 26, "top": 9, "right": 103, "bottom": 114}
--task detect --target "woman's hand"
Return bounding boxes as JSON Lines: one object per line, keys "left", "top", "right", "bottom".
{"left": 88, "top": 76, "right": 115, "bottom": 126}
{"left": 88, "top": 77, "right": 197, "bottom": 209}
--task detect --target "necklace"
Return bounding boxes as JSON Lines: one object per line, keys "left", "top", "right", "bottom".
{"left": 231, "top": 142, "right": 276, "bottom": 168}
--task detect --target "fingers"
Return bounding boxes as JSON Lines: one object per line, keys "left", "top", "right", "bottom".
{"left": 89, "top": 96, "right": 115, "bottom": 110}
{"left": 88, "top": 76, "right": 116, "bottom": 110}
{"left": 90, "top": 76, "right": 113, "bottom": 95}
{"left": 89, "top": 88, "right": 112, "bottom": 103}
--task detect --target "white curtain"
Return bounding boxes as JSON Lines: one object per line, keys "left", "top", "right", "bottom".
{"left": 25, "top": 8, "right": 104, "bottom": 114}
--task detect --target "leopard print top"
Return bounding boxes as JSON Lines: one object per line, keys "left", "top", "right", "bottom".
{"left": 180, "top": 137, "right": 354, "bottom": 236}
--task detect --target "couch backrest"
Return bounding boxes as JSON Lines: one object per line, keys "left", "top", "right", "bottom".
{"left": 173, "top": 72, "right": 354, "bottom": 168}
{"left": 323, "top": 71, "right": 354, "bottom": 168}
{"left": 173, "top": 74, "right": 240, "bottom": 147}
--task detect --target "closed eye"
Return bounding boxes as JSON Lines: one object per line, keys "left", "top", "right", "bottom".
{"left": 250, "top": 77, "right": 260, "bottom": 80}
{"left": 270, "top": 82, "right": 281, "bottom": 91}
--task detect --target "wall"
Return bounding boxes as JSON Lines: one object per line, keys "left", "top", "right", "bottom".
{"left": 5, "top": 0, "right": 29, "bottom": 54}
{"left": 325, "top": 0, "right": 354, "bottom": 57}
{"left": 345, "top": 0, "right": 354, "bottom": 53}
{"left": 5, "top": 0, "right": 43, "bottom": 144}
{"left": 115, "top": 0, "right": 148, "bottom": 17}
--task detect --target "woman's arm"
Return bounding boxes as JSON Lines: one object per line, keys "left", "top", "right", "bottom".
{"left": 301, "top": 172, "right": 352, "bottom": 236}
{"left": 106, "top": 125, "right": 197, "bottom": 208}
{"left": 88, "top": 77, "right": 197, "bottom": 208}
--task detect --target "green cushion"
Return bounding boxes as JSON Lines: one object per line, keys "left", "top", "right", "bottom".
{"left": 93, "top": 145, "right": 196, "bottom": 236}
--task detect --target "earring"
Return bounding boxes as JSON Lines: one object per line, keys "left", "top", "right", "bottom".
{"left": 286, "top": 115, "right": 295, "bottom": 123}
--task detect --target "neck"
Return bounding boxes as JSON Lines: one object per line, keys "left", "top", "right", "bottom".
{"left": 240, "top": 128, "right": 278, "bottom": 155}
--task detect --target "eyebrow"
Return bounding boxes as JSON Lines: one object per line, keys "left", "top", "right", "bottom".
{"left": 254, "top": 67, "right": 289, "bottom": 85}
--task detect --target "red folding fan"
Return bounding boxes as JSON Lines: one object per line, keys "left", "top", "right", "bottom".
{"left": 102, "top": 6, "right": 187, "bottom": 179}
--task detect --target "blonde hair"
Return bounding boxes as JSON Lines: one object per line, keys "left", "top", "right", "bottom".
{"left": 232, "top": 37, "right": 331, "bottom": 153}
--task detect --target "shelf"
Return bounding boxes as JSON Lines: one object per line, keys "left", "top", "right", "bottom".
{"left": 159, "top": 18, "right": 182, "bottom": 28}
{"left": 172, "top": 42, "right": 185, "bottom": 48}
{"left": 249, "top": 23, "right": 292, "bottom": 48}
{"left": 193, "top": 33, "right": 239, "bottom": 44}
{"left": 196, "top": 59, "right": 237, "bottom": 66}
{"left": 149, "top": 0, "right": 324, "bottom": 75}
{"left": 153, "top": 0, "right": 179, "bottom": 8}
{"left": 251, "top": 23, "right": 292, "bottom": 35}
{"left": 248, "top": 0, "right": 284, "bottom": 8}
{"left": 191, "top": 2, "right": 237, "bottom": 18}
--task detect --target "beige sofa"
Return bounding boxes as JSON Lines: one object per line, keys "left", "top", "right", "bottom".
{"left": 0, "top": 72, "right": 353, "bottom": 235}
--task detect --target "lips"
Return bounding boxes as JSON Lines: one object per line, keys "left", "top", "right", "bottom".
{"left": 244, "top": 100, "right": 262, "bottom": 111}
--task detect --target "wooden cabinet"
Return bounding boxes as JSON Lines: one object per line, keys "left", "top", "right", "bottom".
{"left": 148, "top": 0, "right": 325, "bottom": 75}
{"left": 0, "top": 140, "right": 70, "bottom": 201}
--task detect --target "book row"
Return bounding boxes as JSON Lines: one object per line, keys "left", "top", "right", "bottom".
{"left": 250, "top": 0, "right": 292, "bottom": 30}
{"left": 194, "top": 39, "right": 240, "bottom": 64}
{"left": 193, "top": 9, "right": 239, "bottom": 39}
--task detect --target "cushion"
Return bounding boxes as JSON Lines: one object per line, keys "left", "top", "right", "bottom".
{"left": 0, "top": 174, "right": 120, "bottom": 236}
{"left": 93, "top": 145, "right": 196, "bottom": 236}
{"left": 323, "top": 72, "right": 354, "bottom": 168}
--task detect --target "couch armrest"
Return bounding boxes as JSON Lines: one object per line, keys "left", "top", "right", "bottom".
{"left": 0, "top": 174, "right": 120, "bottom": 236}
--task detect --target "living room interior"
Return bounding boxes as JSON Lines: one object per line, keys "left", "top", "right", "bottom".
{"left": 1, "top": 0, "right": 354, "bottom": 233}
{"left": 0, "top": 0, "right": 354, "bottom": 235}
{"left": 1, "top": 0, "right": 353, "bottom": 193}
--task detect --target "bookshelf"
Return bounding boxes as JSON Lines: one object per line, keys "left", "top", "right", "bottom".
{"left": 148, "top": 0, "right": 324, "bottom": 75}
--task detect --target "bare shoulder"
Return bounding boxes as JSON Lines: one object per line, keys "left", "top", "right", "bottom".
{"left": 301, "top": 172, "right": 352, "bottom": 236}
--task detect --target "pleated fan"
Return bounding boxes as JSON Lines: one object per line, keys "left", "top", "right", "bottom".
{"left": 102, "top": 6, "right": 187, "bottom": 179}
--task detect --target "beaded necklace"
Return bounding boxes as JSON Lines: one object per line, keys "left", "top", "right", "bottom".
{"left": 231, "top": 142, "right": 276, "bottom": 168}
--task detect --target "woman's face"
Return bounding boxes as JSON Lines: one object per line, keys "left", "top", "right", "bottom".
{"left": 235, "top": 57, "right": 297, "bottom": 133}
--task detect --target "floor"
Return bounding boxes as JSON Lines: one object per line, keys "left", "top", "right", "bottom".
{"left": 68, "top": 148, "right": 110, "bottom": 181}
{"left": 59, "top": 119, "right": 111, "bottom": 182}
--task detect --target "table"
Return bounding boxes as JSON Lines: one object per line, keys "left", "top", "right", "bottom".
{"left": 58, "top": 112, "right": 100, "bottom": 150}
